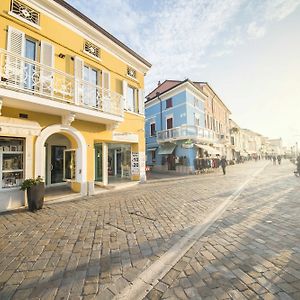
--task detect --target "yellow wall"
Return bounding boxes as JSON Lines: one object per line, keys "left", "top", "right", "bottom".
{"left": 0, "top": 0, "right": 147, "bottom": 185}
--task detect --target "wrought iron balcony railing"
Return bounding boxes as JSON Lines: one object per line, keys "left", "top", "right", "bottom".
{"left": 156, "top": 125, "right": 216, "bottom": 143}
{"left": 0, "top": 49, "right": 123, "bottom": 117}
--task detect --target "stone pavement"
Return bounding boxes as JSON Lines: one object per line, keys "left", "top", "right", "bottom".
{"left": 0, "top": 160, "right": 299, "bottom": 299}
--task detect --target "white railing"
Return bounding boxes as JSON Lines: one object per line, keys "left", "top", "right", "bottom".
{"left": 157, "top": 125, "right": 216, "bottom": 142}
{"left": 0, "top": 49, "right": 123, "bottom": 117}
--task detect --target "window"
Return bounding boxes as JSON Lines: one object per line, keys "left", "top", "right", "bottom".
{"left": 0, "top": 137, "right": 24, "bottom": 189}
{"left": 84, "top": 40, "right": 100, "bottom": 59}
{"left": 195, "top": 114, "right": 200, "bottom": 126}
{"left": 127, "top": 66, "right": 136, "bottom": 78}
{"left": 166, "top": 98, "right": 173, "bottom": 109}
{"left": 151, "top": 150, "right": 156, "bottom": 162}
{"left": 127, "top": 86, "right": 138, "bottom": 113}
{"left": 10, "top": 0, "right": 40, "bottom": 26}
{"left": 150, "top": 123, "right": 156, "bottom": 137}
{"left": 166, "top": 117, "right": 173, "bottom": 129}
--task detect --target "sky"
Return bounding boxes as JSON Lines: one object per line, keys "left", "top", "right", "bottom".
{"left": 67, "top": 0, "right": 300, "bottom": 147}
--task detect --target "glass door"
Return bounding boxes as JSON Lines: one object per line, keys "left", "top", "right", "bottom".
{"left": 95, "top": 144, "right": 102, "bottom": 181}
{"left": 84, "top": 66, "right": 98, "bottom": 107}
{"left": 24, "top": 39, "right": 36, "bottom": 90}
{"left": 51, "top": 146, "right": 66, "bottom": 184}
{"left": 63, "top": 149, "right": 76, "bottom": 181}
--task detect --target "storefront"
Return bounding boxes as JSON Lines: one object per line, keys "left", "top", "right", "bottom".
{"left": 0, "top": 116, "right": 41, "bottom": 211}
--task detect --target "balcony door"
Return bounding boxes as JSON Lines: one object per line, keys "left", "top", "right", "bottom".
{"left": 84, "top": 66, "right": 98, "bottom": 107}
{"left": 24, "top": 38, "right": 36, "bottom": 90}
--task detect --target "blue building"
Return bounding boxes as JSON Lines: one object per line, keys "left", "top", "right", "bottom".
{"left": 145, "top": 79, "right": 219, "bottom": 174}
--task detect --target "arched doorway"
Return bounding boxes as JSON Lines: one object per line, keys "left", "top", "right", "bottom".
{"left": 35, "top": 124, "right": 87, "bottom": 195}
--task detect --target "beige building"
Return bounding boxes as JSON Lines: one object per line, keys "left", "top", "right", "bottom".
{"left": 194, "top": 82, "right": 232, "bottom": 159}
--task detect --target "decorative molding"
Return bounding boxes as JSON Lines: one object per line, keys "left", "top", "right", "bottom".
{"left": 61, "top": 113, "right": 75, "bottom": 126}
{"left": 127, "top": 66, "right": 136, "bottom": 79}
{"left": 0, "top": 116, "right": 41, "bottom": 136}
{"left": 106, "top": 122, "right": 119, "bottom": 131}
{"left": 10, "top": 0, "right": 40, "bottom": 26}
{"left": 84, "top": 40, "right": 101, "bottom": 59}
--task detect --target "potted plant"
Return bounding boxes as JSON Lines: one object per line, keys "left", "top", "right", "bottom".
{"left": 21, "top": 176, "right": 45, "bottom": 212}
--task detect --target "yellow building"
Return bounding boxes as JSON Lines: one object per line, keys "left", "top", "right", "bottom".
{"left": 0, "top": 0, "right": 151, "bottom": 211}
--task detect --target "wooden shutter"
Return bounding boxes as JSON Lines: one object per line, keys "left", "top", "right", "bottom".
{"left": 7, "top": 26, "right": 25, "bottom": 55}
{"left": 122, "top": 80, "right": 128, "bottom": 110}
{"left": 40, "top": 41, "right": 54, "bottom": 95}
{"left": 138, "top": 89, "right": 144, "bottom": 115}
{"left": 102, "top": 71, "right": 110, "bottom": 112}
{"left": 6, "top": 26, "right": 25, "bottom": 85}
{"left": 74, "top": 56, "right": 84, "bottom": 104}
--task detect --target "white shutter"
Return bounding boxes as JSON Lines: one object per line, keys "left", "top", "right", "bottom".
{"left": 40, "top": 41, "right": 54, "bottom": 67}
{"left": 7, "top": 26, "right": 25, "bottom": 55}
{"left": 102, "top": 71, "right": 110, "bottom": 112}
{"left": 6, "top": 26, "right": 25, "bottom": 86}
{"left": 122, "top": 80, "right": 128, "bottom": 110}
{"left": 74, "top": 56, "right": 84, "bottom": 104}
{"left": 138, "top": 89, "right": 145, "bottom": 115}
{"left": 40, "top": 41, "right": 54, "bottom": 95}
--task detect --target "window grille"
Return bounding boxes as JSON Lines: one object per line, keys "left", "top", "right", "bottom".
{"left": 84, "top": 41, "right": 100, "bottom": 59}
{"left": 127, "top": 66, "right": 136, "bottom": 78}
{"left": 10, "top": 0, "right": 40, "bottom": 25}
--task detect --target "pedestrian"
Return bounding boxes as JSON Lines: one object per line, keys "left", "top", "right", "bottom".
{"left": 277, "top": 155, "right": 282, "bottom": 165}
{"left": 272, "top": 156, "right": 276, "bottom": 165}
{"left": 220, "top": 156, "right": 227, "bottom": 175}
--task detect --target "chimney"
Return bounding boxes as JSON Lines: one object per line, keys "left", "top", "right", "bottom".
{"left": 157, "top": 81, "right": 161, "bottom": 86}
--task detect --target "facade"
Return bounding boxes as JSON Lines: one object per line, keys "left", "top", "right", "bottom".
{"left": 145, "top": 79, "right": 223, "bottom": 174}
{"left": 267, "top": 138, "right": 284, "bottom": 156}
{"left": 0, "top": 0, "right": 151, "bottom": 211}
{"left": 195, "top": 82, "right": 232, "bottom": 159}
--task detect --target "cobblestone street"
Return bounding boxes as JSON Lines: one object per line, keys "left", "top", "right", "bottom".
{"left": 0, "top": 160, "right": 299, "bottom": 299}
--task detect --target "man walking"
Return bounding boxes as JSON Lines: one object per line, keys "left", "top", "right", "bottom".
{"left": 220, "top": 156, "right": 227, "bottom": 175}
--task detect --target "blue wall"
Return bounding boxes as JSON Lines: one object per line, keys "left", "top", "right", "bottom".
{"left": 145, "top": 88, "right": 206, "bottom": 169}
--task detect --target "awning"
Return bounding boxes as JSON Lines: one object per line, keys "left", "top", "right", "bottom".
{"left": 157, "top": 143, "right": 176, "bottom": 155}
{"left": 195, "top": 144, "right": 220, "bottom": 155}
{"left": 147, "top": 147, "right": 157, "bottom": 151}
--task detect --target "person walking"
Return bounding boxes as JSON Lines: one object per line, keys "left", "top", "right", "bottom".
{"left": 220, "top": 156, "right": 227, "bottom": 175}
{"left": 277, "top": 155, "right": 282, "bottom": 165}
{"left": 272, "top": 155, "right": 277, "bottom": 165}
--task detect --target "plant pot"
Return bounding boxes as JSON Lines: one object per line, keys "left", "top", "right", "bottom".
{"left": 27, "top": 182, "right": 45, "bottom": 212}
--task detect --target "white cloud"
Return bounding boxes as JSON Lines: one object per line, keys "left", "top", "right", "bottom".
{"left": 247, "top": 22, "right": 266, "bottom": 39}
{"left": 264, "top": 0, "right": 300, "bottom": 21}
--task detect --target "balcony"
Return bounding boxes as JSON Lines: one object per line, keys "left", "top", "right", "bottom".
{"left": 157, "top": 125, "right": 216, "bottom": 143}
{"left": 0, "top": 49, "right": 124, "bottom": 124}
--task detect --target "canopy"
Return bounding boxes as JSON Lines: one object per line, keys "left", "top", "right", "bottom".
{"left": 157, "top": 143, "right": 176, "bottom": 155}
{"left": 195, "top": 144, "right": 220, "bottom": 155}
{"left": 147, "top": 147, "right": 157, "bottom": 151}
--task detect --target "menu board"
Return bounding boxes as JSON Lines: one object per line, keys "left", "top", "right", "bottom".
{"left": 131, "top": 152, "right": 139, "bottom": 175}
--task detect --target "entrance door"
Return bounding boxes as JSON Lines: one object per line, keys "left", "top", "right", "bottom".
{"left": 84, "top": 66, "right": 98, "bottom": 107}
{"left": 95, "top": 144, "right": 102, "bottom": 181}
{"left": 51, "top": 145, "right": 66, "bottom": 184}
{"left": 167, "top": 154, "right": 176, "bottom": 170}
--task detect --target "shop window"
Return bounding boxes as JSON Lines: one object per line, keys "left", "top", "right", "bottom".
{"left": 150, "top": 123, "right": 156, "bottom": 137}
{"left": 166, "top": 98, "right": 173, "bottom": 109}
{"left": 0, "top": 137, "right": 24, "bottom": 189}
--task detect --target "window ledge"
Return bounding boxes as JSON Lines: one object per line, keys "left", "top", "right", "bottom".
{"left": 8, "top": 11, "right": 41, "bottom": 30}
{"left": 126, "top": 74, "right": 138, "bottom": 82}
{"left": 83, "top": 50, "right": 102, "bottom": 62}
{"left": 124, "top": 109, "right": 144, "bottom": 117}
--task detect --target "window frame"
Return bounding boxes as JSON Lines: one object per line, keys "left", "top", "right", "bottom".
{"left": 150, "top": 122, "right": 156, "bottom": 137}
{"left": 165, "top": 98, "right": 173, "bottom": 109}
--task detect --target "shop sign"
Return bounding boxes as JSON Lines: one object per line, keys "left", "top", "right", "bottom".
{"left": 112, "top": 132, "right": 138, "bottom": 143}
{"left": 131, "top": 152, "right": 139, "bottom": 175}
{"left": 182, "top": 140, "right": 194, "bottom": 149}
